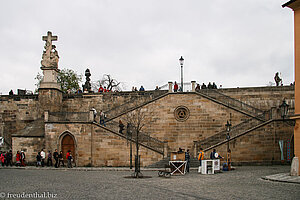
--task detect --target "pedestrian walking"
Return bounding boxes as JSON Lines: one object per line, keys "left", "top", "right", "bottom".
{"left": 40, "top": 149, "right": 46, "bottom": 167}
{"left": 21, "top": 151, "right": 26, "bottom": 167}
{"left": 36, "top": 152, "right": 42, "bottom": 167}
{"left": 119, "top": 120, "right": 124, "bottom": 134}
{"left": 58, "top": 151, "right": 65, "bottom": 167}
{"left": 53, "top": 149, "right": 59, "bottom": 168}
{"left": 66, "top": 150, "right": 73, "bottom": 168}
{"left": 6, "top": 150, "right": 13, "bottom": 166}
{"left": 0, "top": 151, "right": 4, "bottom": 167}
{"left": 15, "top": 151, "right": 21, "bottom": 167}
{"left": 100, "top": 110, "right": 106, "bottom": 126}
{"left": 47, "top": 151, "right": 53, "bottom": 167}
{"left": 91, "top": 107, "right": 97, "bottom": 122}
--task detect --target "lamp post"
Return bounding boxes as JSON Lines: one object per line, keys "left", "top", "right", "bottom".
{"left": 279, "top": 99, "right": 289, "bottom": 120}
{"left": 225, "top": 120, "right": 231, "bottom": 148}
{"left": 225, "top": 120, "right": 231, "bottom": 170}
{"left": 179, "top": 56, "right": 184, "bottom": 92}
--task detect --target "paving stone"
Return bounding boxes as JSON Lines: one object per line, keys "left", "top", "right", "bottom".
{"left": 0, "top": 165, "right": 299, "bottom": 200}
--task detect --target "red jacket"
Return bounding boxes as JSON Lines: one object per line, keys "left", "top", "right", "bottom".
{"left": 98, "top": 87, "right": 103, "bottom": 93}
{"left": 174, "top": 84, "right": 178, "bottom": 91}
{"left": 16, "top": 153, "right": 21, "bottom": 162}
{"left": 66, "top": 152, "right": 70, "bottom": 159}
{"left": 0, "top": 153, "right": 4, "bottom": 163}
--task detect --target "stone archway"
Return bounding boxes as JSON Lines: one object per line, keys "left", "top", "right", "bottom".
{"left": 60, "top": 133, "right": 76, "bottom": 163}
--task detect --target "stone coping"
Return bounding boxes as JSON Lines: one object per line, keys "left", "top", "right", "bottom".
{"left": 262, "top": 173, "right": 300, "bottom": 184}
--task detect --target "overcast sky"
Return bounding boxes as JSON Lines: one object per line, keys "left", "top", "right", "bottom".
{"left": 0, "top": 0, "right": 295, "bottom": 94}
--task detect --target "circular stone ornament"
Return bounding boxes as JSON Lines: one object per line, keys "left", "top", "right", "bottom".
{"left": 174, "top": 106, "right": 190, "bottom": 122}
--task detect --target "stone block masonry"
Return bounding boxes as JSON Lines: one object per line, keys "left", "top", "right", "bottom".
{"left": 0, "top": 86, "right": 295, "bottom": 166}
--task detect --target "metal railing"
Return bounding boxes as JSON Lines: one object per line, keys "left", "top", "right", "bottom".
{"left": 104, "top": 90, "right": 168, "bottom": 122}
{"left": 197, "top": 89, "right": 264, "bottom": 117}
{"left": 107, "top": 121, "right": 164, "bottom": 154}
{"left": 195, "top": 110, "right": 272, "bottom": 152}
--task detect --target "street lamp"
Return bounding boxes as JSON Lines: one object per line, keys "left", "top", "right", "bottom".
{"left": 225, "top": 120, "right": 232, "bottom": 170}
{"left": 179, "top": 56, "right": 184, "bottom": 92}
{"left": 279, "top": 99, "right": 289, "bottom": 120}
{"left": 225, "top": 120, "right": 231, "bottom": 132}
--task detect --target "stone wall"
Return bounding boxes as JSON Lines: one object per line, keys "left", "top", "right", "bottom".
{"left": 0, "top": 95, "right": 40, "bottom": 151}
{"left": 44, "top": 122, "right": 163, "bottom": 167}
{"left": 220, "top": 86, "right": 295, "bottom": 111}
{"left": 204, "top": 121, "right": 294, "bottom": 165}
{"left": 0, "top": 86, "right": 295, "bottom": 166}
{"left": 12, "top": 137, "right": 45, "bottom": 164}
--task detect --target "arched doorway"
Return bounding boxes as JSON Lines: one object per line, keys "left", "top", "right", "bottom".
{"left": 61, "top": 134, "right": 75, "bottom": 162}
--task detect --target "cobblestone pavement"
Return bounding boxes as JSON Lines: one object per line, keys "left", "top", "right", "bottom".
{"left": 0, "top": 166, "right": 299, "bottom": 200}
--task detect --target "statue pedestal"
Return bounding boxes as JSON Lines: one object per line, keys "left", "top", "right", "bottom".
{"left": 39, "top": 67, "right": 60, "bottom": 90}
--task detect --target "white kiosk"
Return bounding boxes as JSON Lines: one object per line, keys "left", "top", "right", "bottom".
{"left": 200, "top": 159, "right": 221, "bottom": 174}
{"left": 201, "top": 160, "right": 214, "bottom": 174}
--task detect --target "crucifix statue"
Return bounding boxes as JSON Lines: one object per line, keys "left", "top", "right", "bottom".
{"left": 41, "top": 31, "right": 59, "bottom": 68}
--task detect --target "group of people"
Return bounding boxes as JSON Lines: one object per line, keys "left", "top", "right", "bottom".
{"left": 98, "top": 85, "right": 111, "bottom": 93}
{"left": 0, "top": 149, "right": 74, "bottom": 168}
{"left": 36, "top": 149, "right": 73, "bottom": 168}
{"left": 131, "top": 86, "right": 145, "bottom": 92}
{"left": 198, "top": 82, "right": 218, "bottom": 90}
{"left": 173, "top": 81, "right": 219, "bottom": 92}
{"left": 197, "top": 148, "right": 223, "bottom": 167}
{"left": 0, "top": 150, "right": 13, "bottom": 167}
{"left": 91, "top": 107, "right": 107, "bottom": 126}
{"left": 0, "top": 150, "right": 26, "bottom": 167}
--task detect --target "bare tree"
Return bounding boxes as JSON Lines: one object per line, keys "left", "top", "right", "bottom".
{"left": 92, "top": 74, "right": 122, "bottom": 92}
{"left": 124, "top": 107, "right": 151, "bottom": 178}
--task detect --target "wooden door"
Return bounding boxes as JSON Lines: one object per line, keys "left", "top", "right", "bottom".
{"left": 61, "top": 134, "right": 75, "bottom": 161}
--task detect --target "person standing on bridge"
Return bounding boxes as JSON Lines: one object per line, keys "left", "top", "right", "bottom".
{"left": 174, "top": 81, "right": 178, "bottom": 92}
{"left": 119, "top": 120, "right": 124, "bottom": 134}
{"left": 198, "top": 148, "right": 204, "bottom": 167}
{"left": 100, "top": 110, "right": 106, "bottom": 126}
{"left": 91, "top": 107, "right": 97, "bottom": 122}
{"left": 185, "top": 149, "right": 190, "bottom": 173}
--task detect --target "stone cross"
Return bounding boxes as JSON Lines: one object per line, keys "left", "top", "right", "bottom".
{"left": 41, "top": 31, "right": 59, "bottom": 68}
{"left": 42, "top": 31, "right": 58, "bottom": 58}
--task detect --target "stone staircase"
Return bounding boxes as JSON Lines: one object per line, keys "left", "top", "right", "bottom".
{"left": 193, "top": 89, "right": 276, "bottom": 153}
{"left": 93, "top": 121, "right": 165, "bottom": 155}
{"left": 101, "top": 88, "right": 272, "bottom": 167}
{"left": 104, "top": 90, "right": 168, "bottom": 123}
{"left": 195, "top": 110, "right": 273, "bottom": 153}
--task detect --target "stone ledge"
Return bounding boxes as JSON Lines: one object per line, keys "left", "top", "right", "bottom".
{"left": 262, "top": 173, "right": 300, "bottom": 184}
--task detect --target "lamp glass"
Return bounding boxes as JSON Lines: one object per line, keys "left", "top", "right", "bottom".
{"left": 179, "top": 56, "right": 184, "bottom": 66}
